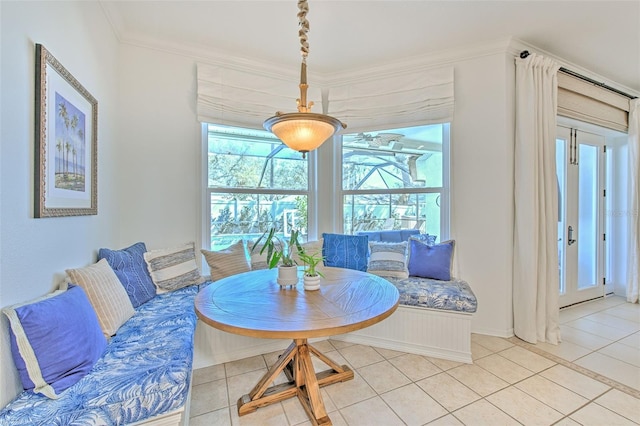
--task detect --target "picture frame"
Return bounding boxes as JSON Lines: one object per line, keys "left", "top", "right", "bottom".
{"left": 34, "top": 43, "right": 98, "bottom": 218}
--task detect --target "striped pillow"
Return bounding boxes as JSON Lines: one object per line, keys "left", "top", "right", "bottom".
{"left": 144, "top": 242, "right": 204, "bottom": 292}
{"left": 201, "top": 240, "right": 251, "bottom": 281}
{"left": 367, "top": 241, "right": 409, "bottom": 279}
{"left": 66, "top": 259, "right": 135, "bottom": 338}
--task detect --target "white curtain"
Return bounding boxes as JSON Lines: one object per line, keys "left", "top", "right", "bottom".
{"left": 627, "top": 99, "right": 640, "bottom": 303}
{"left": 513, "top": 53, "right": 562, "bottom": 344}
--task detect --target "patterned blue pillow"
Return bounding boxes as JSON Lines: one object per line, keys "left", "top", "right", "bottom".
{"left": 410, "top": 233, "right": 438, "bottom": 246}
{"left": 98, "top": 242, "right": 156, "bottom": 307}
{"left": 322, "top": 233, "right": 369, "bottom": 271}
{"left": 408, "top": 239, "right": 455, "bottom": 281}
{"left": 3, "top": 285, "right": 107, "bottom": 398}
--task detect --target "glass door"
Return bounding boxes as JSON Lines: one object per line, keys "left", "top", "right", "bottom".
{"left": 557, "top": 126, "right": 606, "bottom": 307}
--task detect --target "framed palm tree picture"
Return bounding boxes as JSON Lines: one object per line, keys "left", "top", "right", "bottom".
{"left": 34, "top": 43, "right": 98, "bottom": 217}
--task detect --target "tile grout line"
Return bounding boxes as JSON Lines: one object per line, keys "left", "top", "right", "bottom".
{"left": 192, "top": 331, "right": 638, "bottom": 425}
{"left": 507, "top": 336, "right": 640, "bottom": 400}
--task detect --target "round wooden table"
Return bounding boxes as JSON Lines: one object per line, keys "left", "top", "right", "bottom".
{"left": 194, "top": 266, "right": 399, "bottom": 426}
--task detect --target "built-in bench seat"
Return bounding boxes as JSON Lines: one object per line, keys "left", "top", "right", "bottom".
{"left": 0, "top": 285, "right": 200, "bottom": 426}
{"left": 332, "top": 275, "right": 477, "bottom": 363}
{"left": 329, "top": 229, "right": 478, "bottom": 363}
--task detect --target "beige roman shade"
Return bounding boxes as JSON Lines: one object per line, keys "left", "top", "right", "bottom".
{"left": 558, "top": 71, "right": 630, "bottom": 132}
{"left": 327, "top": 67, "right": 455, "bottom": 133}
{"left": 196, "top": 64, "right": 321, "bottom": 130}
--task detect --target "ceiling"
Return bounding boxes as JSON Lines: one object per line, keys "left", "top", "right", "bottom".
{"left": 101, "top": 1, "right": 640, "bottom": 94}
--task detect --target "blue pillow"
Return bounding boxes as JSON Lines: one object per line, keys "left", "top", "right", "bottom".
{"left": 98, "top": 242, "right": 156, "bottom": 307}
{"left": 410, "top": 233, "right": 438, "bottom": 246}
{"left": 408, "top": 239, "right": 455, "bottom": 281}
{"left": 322, "top": 233, "right": 369, "bottom": 272}
{"left": 3, "top": 285, "right": 107, "bottom": 398}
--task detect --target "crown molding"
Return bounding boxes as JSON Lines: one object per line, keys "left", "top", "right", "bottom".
{"left": 320, "top": 37, "right": 515, "bottom": 86}
{"left": 98, "top": 1, "right": 638, "bottom": 98}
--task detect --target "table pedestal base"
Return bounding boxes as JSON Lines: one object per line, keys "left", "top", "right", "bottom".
{"left": 237, "top": 338, "right": 354, "bottom": 426}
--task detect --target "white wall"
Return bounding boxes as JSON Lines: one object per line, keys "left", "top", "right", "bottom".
{"left": 115, "top": 45, "right": 202, "bottom": 251}
{"left": 450, "top": 53, "right": 515, "bottom": 337}
{"left": 0, "top": 1, "right": 120, "bottom": 406}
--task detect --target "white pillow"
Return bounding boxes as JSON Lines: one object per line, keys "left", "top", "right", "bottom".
{"left": 144, "top": 242, "right": 204, "bottom": 292}
{"left": 66, "top": 259, "right": 135, "bottom": 337}
{"left": 201, "top": 240, "right": 251, "bottom": 281}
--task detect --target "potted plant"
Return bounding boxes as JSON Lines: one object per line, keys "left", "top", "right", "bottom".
{"left": 251, "top": 228, "right": 301, "bottom": 286}
{"left": 297, "top": 249, "right": 325, "bottom": 291}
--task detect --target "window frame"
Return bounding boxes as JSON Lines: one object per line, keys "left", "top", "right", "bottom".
{"left": 201, "top": 122, "right": 451, "bottom": 253}
{"left": 336, "top": 124, "right": 451, "bottom": 240}
{"left": 201, "top": 124, "right": 312, "bottom": 251}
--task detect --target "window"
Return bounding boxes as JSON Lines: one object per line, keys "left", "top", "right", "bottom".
{"left": 204, "top": 122, "right": 450, "bottom": 250}
{"left": 205, "top": 124, "right": 309, "bottom": 250}
{"left": 341, "top": 124, "right": 450, "bottom": 241}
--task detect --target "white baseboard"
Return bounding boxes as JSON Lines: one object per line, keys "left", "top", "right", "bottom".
{"left": 471, "top": 326, "right": 514, "bottom": 339}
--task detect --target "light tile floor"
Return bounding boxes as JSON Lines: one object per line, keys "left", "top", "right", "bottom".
{"left": 190, "top": 296, "right": 640, "bottom": 425}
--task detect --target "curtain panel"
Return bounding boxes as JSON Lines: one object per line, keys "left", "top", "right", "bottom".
{"left": 326, "top": 67, "right": 454, "bottom": 133}
{"left": 628, "top": 99, "right": 640, "bottom": 303}
{"left": 513, "top": 53, "right": 562, "bottom": 344}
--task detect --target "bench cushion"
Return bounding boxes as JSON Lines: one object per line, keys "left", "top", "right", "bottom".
{"left": 385, "top": 276, "right": 477, "bottom": 313}
{"left": 0, "top": 285, "right": 199, "bottom": 426}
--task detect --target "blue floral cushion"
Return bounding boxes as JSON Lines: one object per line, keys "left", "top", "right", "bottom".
{"left": 98, "top": 242, "right": 156, "bottom": 307}
{"left": 322, "top": 233, "right": 369, "bottom": 271}
{"left": 0, "top": 285, "right": 200, "bottom": 425}
{"left": 386, "top": 276, "right": 477, "bottom": 313}
{"left": 410, "top": 233, "right": 438, "bottom": 246}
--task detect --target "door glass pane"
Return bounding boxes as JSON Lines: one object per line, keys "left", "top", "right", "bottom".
{"left": 577, "top": 144, "right": 598, "bottom": 289}
{"left": 556, "top": 139, "right": 566, "bottom": 294}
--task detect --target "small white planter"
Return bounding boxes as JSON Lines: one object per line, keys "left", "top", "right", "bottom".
{"left": 303, "top": 274, "right": 321, "bottom": 291}
{"left": 277, "top": 265, "right": 299, "bottom": 287}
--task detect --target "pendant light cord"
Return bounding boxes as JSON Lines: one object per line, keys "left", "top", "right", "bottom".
{"left": 298, "top": 0, "right": 309, "bottom": 63}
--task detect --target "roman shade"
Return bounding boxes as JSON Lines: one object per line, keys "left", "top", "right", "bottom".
{"left": 558, "top": 71, "right": 630, "bottom": 132}
{"left": 196, "top": 63, "right": 455, "bottom": 133}
{"left": 326, "top": 67, "right": 454, "bottom": 133}
{"left": 196, "top": 64, "right": 321, "bottom": 130}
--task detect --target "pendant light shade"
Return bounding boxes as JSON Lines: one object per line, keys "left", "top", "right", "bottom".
{"left": 264, "top": 112, "right": 344, "bottom": 155}
{"left": 263, "top": 0, "right": 346, "bottom": 157}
